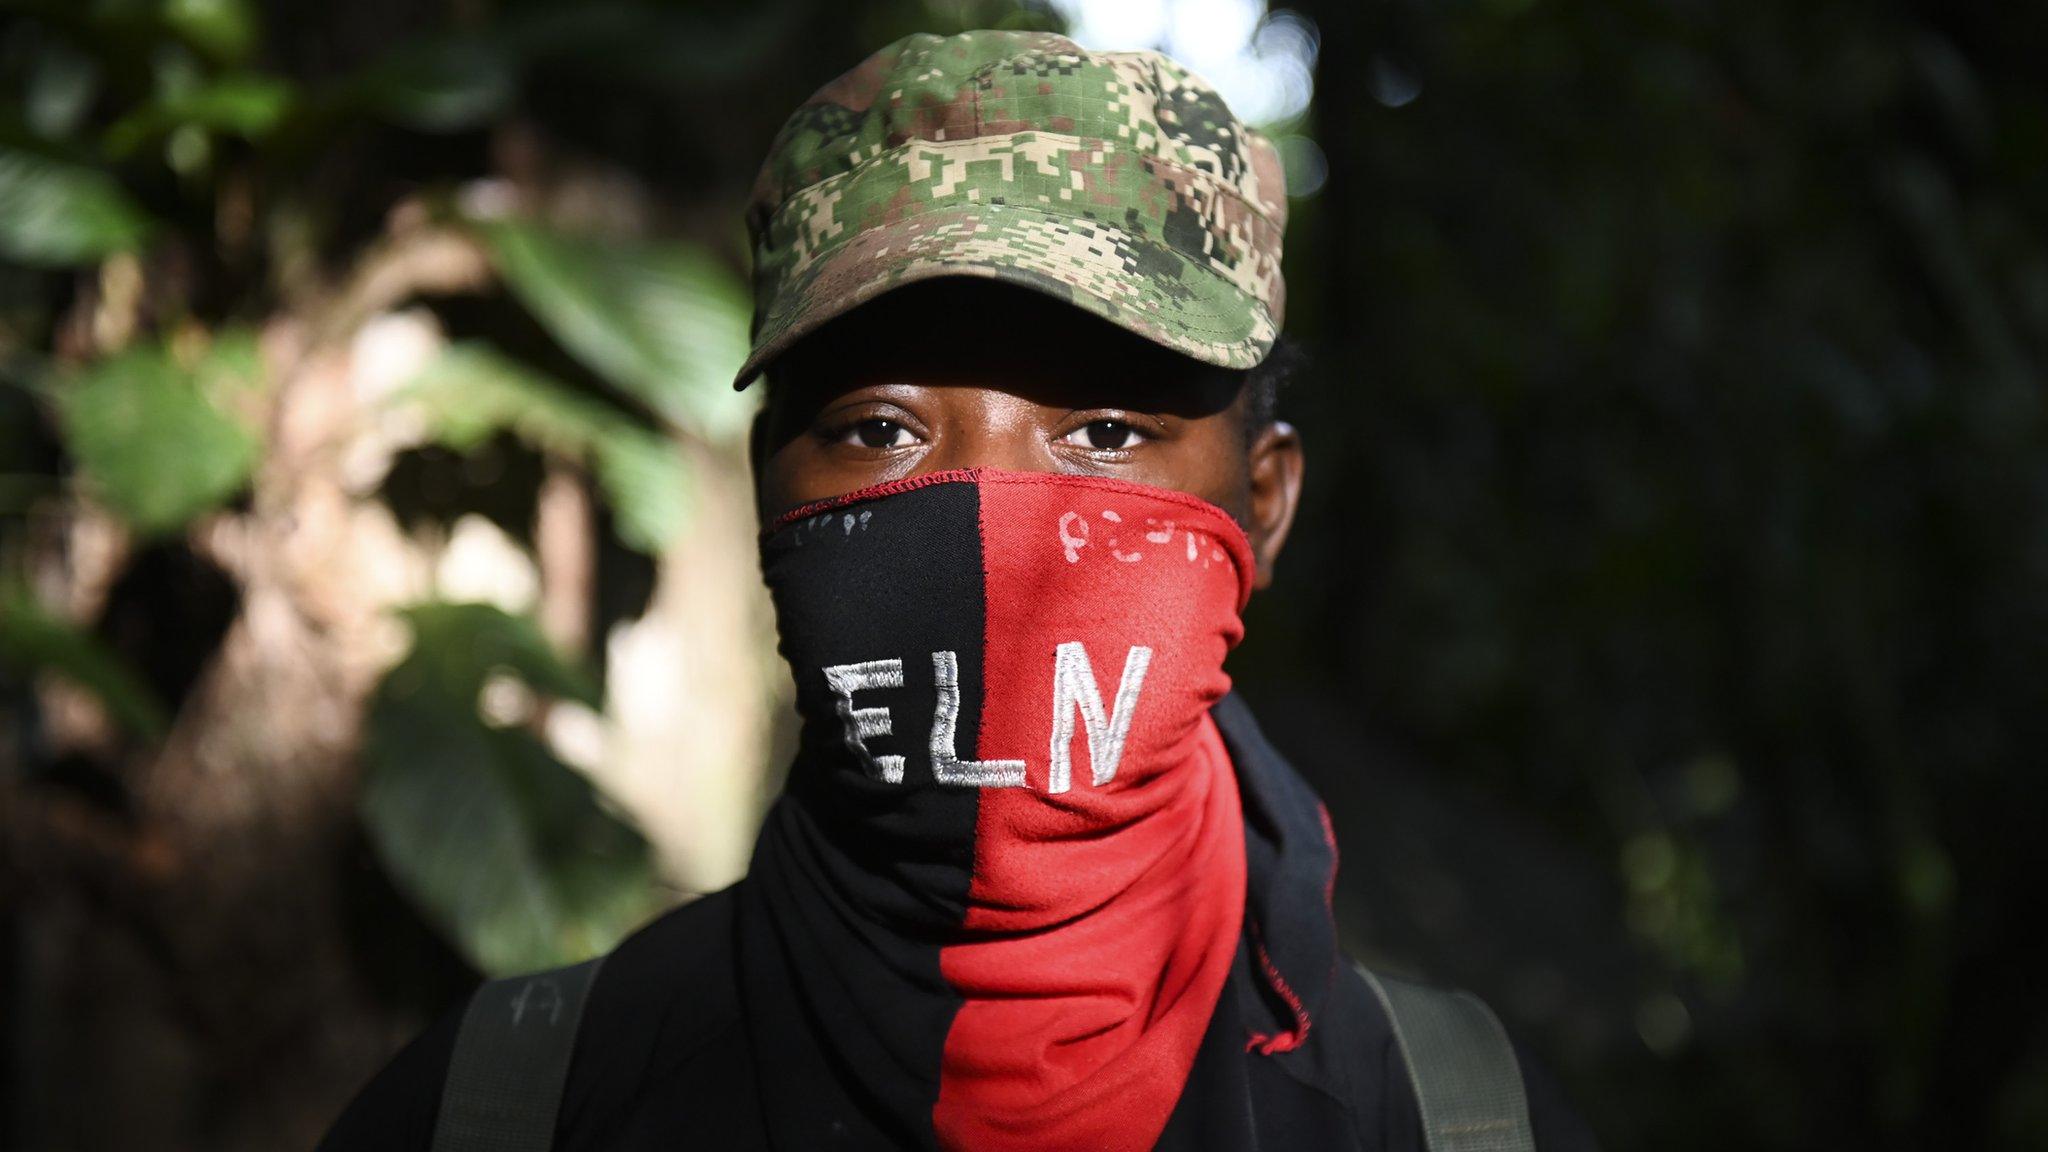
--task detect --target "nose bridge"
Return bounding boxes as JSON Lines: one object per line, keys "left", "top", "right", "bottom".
{"left": 921, "top": 390, "right": 1053, "bottom": 476}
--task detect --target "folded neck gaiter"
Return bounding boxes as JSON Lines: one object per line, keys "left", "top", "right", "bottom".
{"left": 736, "top": 467, "right": 1256, "bottom": 1152}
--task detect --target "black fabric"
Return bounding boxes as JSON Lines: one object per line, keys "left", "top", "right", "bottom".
{"left": 317, "top": 696, "right": 1601, "bottom": 1152}
{"left": 741, "top": 481, "right": 989, "bottom": 1149}
{"left": 1216, "top": 691, "right": 1342, "bottom": 1052}
{"left": 432, "top": 956, "right": 604, "bottom": 1152}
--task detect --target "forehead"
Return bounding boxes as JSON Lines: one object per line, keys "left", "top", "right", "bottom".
{"left": 762, "top": 279, "right": 1245, "bottom": 421}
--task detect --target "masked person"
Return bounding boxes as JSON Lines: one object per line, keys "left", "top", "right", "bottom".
{"left": 321, "top": 30, "right": 1597, "bottom": 1152}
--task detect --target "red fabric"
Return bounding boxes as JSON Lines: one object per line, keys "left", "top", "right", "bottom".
{"left": 933, "top": 470, "right": 1257, "bottom": 1152}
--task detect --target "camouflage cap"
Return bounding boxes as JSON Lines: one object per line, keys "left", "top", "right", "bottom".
{"left": 733, "top": 29, "right": 1288, "bottom": 388}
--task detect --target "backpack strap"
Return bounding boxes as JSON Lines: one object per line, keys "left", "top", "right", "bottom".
{"left": 1356, "top": 963, "right": 1536, "bottom": 1152}
{"left": 430, "top": 955, "right": 606, "bottom": 1152}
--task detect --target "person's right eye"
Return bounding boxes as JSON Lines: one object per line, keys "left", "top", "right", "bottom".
{"left": 838, "top": 418, "right": 915, "bottom": 449}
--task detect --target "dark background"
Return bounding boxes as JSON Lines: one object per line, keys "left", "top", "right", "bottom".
{"left": 4, "top": 0, "right": 2045, "bottom": 1148}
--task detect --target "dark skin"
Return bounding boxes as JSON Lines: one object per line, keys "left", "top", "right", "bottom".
{"left": 749, "top": 279, "right": 1305, "bottom": 589}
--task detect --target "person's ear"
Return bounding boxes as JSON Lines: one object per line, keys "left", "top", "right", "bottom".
{"left": 1244, "top": 420, "right": 1303, "bottom": 590}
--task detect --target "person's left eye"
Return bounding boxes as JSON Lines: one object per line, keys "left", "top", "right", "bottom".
{"left": 836, "top": 418, "right": 916, "bottom": 449}
{"left": 1061, "top": 420, "right": 1147, "bottom": 452}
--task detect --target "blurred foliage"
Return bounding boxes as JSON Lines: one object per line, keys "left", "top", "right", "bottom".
{"left": 1238, "top": 1, "right": 2048, "bottom": 1147}
{"left": 362, "top": 603, "right": 659, "bottom": 975}
{"left": 0, "top": 585, "right": 168, "bottom": 739}
{"left": 55, "top": 333, "right": 261, "bottom": 536}
{"left": 403, "top": 342, "right": 694, "bottom": 553}
{"left": 478, "top": 220, "right": 757, "bottom": 444}
{"left": 0, "top": 148, "right": 155, "bottom": 265}
{"left": 0, "top": 0, "right": 759, "bottom": 991}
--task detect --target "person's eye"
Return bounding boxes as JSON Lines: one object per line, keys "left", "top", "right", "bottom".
{"left": 838, "top": 418, "right": 916, "bottom": 449}
{"left": 1061, "top": 419, "right": 1147, "bottom": 452}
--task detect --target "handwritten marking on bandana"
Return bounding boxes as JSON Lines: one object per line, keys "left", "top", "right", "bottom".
{"left": 1059, "top": 511, "right": 1090, "bottom": 562}
{"left": 1059, "top": 506, "right": 1231, "bottom": 565}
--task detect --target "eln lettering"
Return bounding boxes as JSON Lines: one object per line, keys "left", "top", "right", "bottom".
{"left": 822, "top": 642, "right": 1152, "bottom": 793}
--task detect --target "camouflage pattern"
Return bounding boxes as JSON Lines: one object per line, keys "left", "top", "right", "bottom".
{"left": 734, "top": 30, "right": 1289, "bottom": 388}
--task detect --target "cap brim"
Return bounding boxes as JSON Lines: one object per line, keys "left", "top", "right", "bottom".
{"left": 732, "top": 203, "right": 1277, "bottom": 389}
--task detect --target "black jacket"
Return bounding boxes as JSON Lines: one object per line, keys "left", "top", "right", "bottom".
{"left": 319, "top": 695, "right": 1598, "bottom": 1151}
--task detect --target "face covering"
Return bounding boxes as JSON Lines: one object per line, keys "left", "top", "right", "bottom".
{"left": 736, "top": 467, "right": 1257, "bottom": 1152}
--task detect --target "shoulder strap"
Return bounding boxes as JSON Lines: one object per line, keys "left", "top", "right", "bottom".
{"left": 430, "top": 955, "right": 606, "bottom": 1152}
{"left": 1356, "top": 963, "right": 1536, "bottom": 1152}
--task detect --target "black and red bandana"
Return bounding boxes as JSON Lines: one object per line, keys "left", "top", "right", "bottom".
{"left": 317, "top": 470, "right": 1601, "bottom": 1152}
{"left": 739, "top": 468, "right": 1278, "bottom": 1151}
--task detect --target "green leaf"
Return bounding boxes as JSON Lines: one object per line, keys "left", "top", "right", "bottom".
{"left": 191, "top": 328, "right": 265, "bottom": 404}
{"left": 391, "top": 601, "right": 601, "bottom": 710}
{"left": 58, "top": 342, "right": 260, "bottom": 536}
{"left": 402, "top": 343, "right": 693, "bottom": 553}
{"left": 0, "top": 586, "right": 168, "bottom": 739}
{"left": 160, "top": 0, "right": 261, "bottom": 66}
{"left": 0, "top": 147, "right": 154, "bottom": 266}
{"left": 588, "top": 426, "right": 692, "bottom": 556}
{"left": 360, "top": 603, "right": 654, "bottom": 975}
{"left": 25, "top": 44, "right": 101, "bottom": 140}
{"left": 477, "top": 221, "right": 757, "bottom": 444}
{"left": 103, "top": 73, "right": 296, "bottom": 155}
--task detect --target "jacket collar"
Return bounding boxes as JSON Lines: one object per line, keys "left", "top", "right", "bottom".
{"left": 1213, "top": 692, "right": 1343, "bottom": 1058}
